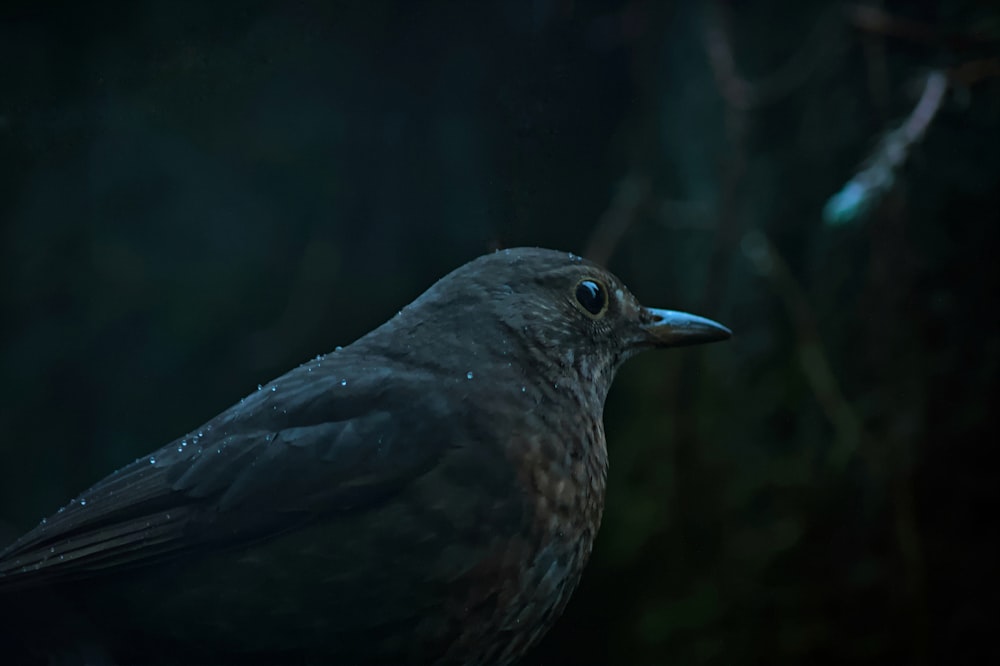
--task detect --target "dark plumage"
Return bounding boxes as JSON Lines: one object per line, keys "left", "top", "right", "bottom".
{"left": 0, "top": 247, "right": 730, "bottom": 664}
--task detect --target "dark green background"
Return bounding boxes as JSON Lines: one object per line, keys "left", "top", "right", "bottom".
{"left": 1, "top": 1, "right": 997, "bottom": 663}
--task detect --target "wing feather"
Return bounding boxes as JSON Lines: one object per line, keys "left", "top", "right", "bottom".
{"left": 0, "top": 358, "right": 448, "bottom": 589}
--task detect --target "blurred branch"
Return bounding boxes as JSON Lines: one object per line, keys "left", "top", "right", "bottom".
{"left": 845, "top": 3, "right": 1000, "bottom": 50}
{"left": 859, "top": 1, "right": 892, "bottom": 120}
{"left": 584, "top": 175, "right": 649, "bottom": 266}
{"left": 743, "top": 228, "right": 930, "bottom": 663}
{"left": 823, "top": 70, "right": 948, "bottom": 226}
{"left": 650, "top": 200, "right": 718, "bottom": 231}
{"left": 741, "top": 230, "right": 872, "bottom": 468}
{"left": 900, "top": 70, "right": 949, "bottom": 140}
{"left": 703, "top": 2, "right": 842, "bottom": 110}
{"left": 585, "top": 188, "right": 722, "bottom": 265}
{"left": 950, "top": 56, "right": 1000, "bottom": 88}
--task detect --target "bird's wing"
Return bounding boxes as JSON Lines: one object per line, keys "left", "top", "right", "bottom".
{"left": 0, "top": 358, "right": 452, "bottom": 589}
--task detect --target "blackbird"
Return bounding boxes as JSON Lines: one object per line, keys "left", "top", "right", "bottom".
{"left": 0, "top": 247, "right": 730, "bottom": 664}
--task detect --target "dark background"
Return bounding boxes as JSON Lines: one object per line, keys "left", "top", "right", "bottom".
{"left": 1, "top": 1, "right": 998, "bottom": 664}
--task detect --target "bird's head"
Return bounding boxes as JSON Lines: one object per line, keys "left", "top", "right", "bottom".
{"left": 376, "top": 247, "right": 730, "bottom": 402}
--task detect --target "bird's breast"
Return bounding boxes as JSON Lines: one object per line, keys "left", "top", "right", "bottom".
{"left": 479, "top": 406, "right": 609, "bottom": 662}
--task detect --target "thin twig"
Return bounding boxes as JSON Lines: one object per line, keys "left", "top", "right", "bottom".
{"left": 824, "top": 70, "right": 949, "bottom": 225}
{"left": 845, "top": 4, "right": 1000, "bottom": 50}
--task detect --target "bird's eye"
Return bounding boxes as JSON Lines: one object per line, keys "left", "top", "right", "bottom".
{"left": 574, "top": 279, "right": 609, "bottom": 318}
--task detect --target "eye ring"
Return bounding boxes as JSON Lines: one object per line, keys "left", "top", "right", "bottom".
{"left": 574, "top": 279, "right": 609, "bottom": 318}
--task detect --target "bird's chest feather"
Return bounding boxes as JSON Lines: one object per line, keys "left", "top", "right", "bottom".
{"left": 449, "top": 404, "right": 609, "bottom": 663}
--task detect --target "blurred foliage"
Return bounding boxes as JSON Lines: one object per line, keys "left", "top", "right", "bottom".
{"left": 1, "top": 1, "right": 998, "bottom": 664}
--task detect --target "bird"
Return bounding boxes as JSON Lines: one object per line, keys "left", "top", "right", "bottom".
{"left": 0, "top": 247, "right": 731, "bottom": 665}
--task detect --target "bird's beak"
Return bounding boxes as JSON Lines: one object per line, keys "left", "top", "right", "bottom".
{"left": 640, "top": 307, "right": 732, "bottom": 348}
